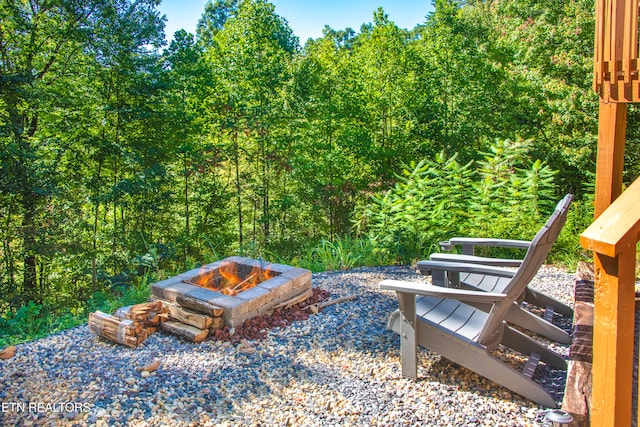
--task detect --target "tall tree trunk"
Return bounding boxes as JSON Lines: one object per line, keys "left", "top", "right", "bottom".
{"left": 262, "top": 136, "right": 270, "bottom": 245}
{"left": 92, "top": 159, "right": 103, "bottom": 294}
{"left": 184, "top": 153, "right": 190, "bottom": 267}
{"left": 17, "top": 113, "right": 40, "bottom": 303}
{"left": 21, "top": 191, "right": 38, "bottom": 303}
{"left": 112, "top": 157, "right": 118, "bottom": 259}
{"left": 233, "top": 130, "right": 243, "bottom": 253}
{"left": 2, "top": 207, "right": 16, "bottom": 292}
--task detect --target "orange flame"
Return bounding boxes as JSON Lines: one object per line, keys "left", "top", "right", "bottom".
{"left": 194, "top": 261, "right": 277, "bottom": 296}
{"left": 219, "top": 261, "right": 239, "bottom": 287}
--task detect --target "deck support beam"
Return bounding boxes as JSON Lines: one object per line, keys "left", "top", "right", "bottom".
{"left": 591, "top": 250, "right": 636, "bottom": 427}
{"left": 594, "top": 101, "right": 627, "bottom": 218}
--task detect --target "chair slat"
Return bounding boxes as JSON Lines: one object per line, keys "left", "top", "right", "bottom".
{"left": 522, "top": 352, "right": 542, "bottom": 378}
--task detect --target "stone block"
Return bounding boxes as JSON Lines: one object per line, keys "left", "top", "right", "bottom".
{"left": 230, "top": 310, "right": 258, "bottom": 328}
{"left": 239, "top": 258, "right": 268, "bottom": 270}
{"left": 207, "top": 294, "right": 250, "bottom": 324}
{"left": 257, "top": 276, "right": 294, "bottom": 300}
{"left": 280, "top": 268, "right": 312, "bottom": 289}
{"left": 267, "top": 263, "right": 294, "bottom": 274}
{"left": 178, "top": 267, "right": 208, "bottom": 282}
{"left": 185, "top": 286, "right": 223, "bottom": 301}
{"left": 150, "top": 276, "right": 185, "bottom": 299}
{"left": 234, "top": 286, "right": 272, "bottom": 313}
{"left": 161, "top": 282, "right": 199, "bottom": 302}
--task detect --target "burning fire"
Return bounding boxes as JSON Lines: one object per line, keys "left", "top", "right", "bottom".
{"left": 194, "top": 261, "right": 276, "bottom": 296}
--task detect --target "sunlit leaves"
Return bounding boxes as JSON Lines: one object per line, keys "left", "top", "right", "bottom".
{"left": 357, "top": 139, "right": 558, "bottom": 262}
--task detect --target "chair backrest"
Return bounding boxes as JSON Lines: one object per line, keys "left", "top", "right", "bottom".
{"left": 477, "top": 194, "right": 573, "bottom": 347}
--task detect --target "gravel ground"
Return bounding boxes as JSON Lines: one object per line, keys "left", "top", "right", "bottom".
{"left": 0, "top": 265, "right": 575, "bottom": 427}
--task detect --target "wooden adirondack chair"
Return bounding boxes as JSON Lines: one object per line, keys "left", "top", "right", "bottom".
{"left": 418, "top": 194, "right": 574, "bottom": 344}
{"left": 379, "top": 199, "right": 570, "bottom": 407}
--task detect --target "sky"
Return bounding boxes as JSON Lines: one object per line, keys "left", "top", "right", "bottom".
{"left": 157, "top": 0, "right": 434, "bottom": 44}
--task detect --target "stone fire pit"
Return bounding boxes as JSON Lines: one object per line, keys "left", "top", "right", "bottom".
{"left": 151, "top": 256, "right": 312, "bottom": 327}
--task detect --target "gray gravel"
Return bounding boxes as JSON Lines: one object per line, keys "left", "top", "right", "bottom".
{"left": 0, "top": 265, "right": 575, "bottom": 426}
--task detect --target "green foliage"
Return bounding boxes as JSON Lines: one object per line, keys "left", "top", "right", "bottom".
{"left": 549, "top": 192, "right": 595, "bottom": 267}
{"left": 0, "top": 272, "right": 153, "bottom": 348}
{"left": 0, "top": 0, "right": 626, "bottom": 346}
{"left": 356, "top": 139, "right": 559, "bottom": 263}
{"left": 270, "top": 236, "right": 394, "bottom": 273}
{"left": 470, "top": 137, "right": 557, "bottom": 239}
{"left": 355, "top": 151, "right": 474, "bottom": 261}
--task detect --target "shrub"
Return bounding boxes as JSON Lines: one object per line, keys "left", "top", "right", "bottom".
{"left": 355, "top": 137, "right": 559, "bottom": 263}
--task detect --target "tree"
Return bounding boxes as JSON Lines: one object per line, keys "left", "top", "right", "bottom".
{"left": 0, "top": 0, "right": 165, "bottom": 303}
{"left": 410, "top": 0, "right": 515, "bottom": 159}
{"left": 0, "top": 1, "right": 97, "bottom": 302}
{"left": 465, "top": 0, "right": 599, "bottom": 190}
{"left": 204, "top": 0, "right": 297, "bottom": 251}
{"left": 351, "top": 8, "right": 416, "bottom": 178}
{"left": 196, "top": 0, "right": 239, "bottom": 47}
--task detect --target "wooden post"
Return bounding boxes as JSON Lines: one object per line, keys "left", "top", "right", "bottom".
{"left": 590, "top": 250, "right": 636, "bottom": 427}
{"left": 594, "top": 101, "right": 627, "bottom": 218}
{"left": 589, "top": 2, "right": 639, "bottom": 425}
{"left": 581, "top": 177, "right": 640, "bottom": 427}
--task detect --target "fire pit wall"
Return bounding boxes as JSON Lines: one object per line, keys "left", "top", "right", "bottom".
{"left": 151, "top": 256, "right": 312, "bottom": 327}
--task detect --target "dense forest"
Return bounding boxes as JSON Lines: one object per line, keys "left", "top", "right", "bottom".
{"left": 1, "top": 0, "right": 638, "bottom": 341}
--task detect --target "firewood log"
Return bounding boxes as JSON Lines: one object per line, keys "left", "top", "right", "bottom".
{"left": 175, "top": 295, "right": 224, "bottom": 317}
{"left": 89, "top": 311, "right": 140, "bottom": 348}
{"left": 0, "top": 345, "right": 17, "bottom": 360}
{"left": 159, "top": 301, "right": 214, "bottom": 330}
{"left": 136, "top": 359, "right": 161, "bottom": 372}
{"left": 161, "top": 321, "right": 209, "bottom": 343}
{"left": 114, "top": 301, "right": 168, "bottom": 326}
{"left": 273, "top": 289, "right": 313, "bottom": 310}
{"left": 208, "top": 316, "right": 225, "bottom": 331}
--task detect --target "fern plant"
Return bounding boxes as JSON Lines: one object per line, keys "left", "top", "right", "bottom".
{"left": 356, "top": 137, "right": 559, "bottom": 263}
{"left": 355, "top": 151, "right": 475, "bottom": 261}
{"left": 470, "top": 137, "right": 557, "bottom": 241}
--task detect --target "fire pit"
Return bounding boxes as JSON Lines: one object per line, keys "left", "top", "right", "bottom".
{"left": 151, "top": 257, "right": 312, "bottom": 327}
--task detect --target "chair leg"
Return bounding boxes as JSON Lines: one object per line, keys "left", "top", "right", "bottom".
{"left": 506, "top": 303, "right": 571, "bottom": 344}
{"left": 501, "top": 326, "right": 567, "bottom": 370}
{"left": 397, "top": 292, "right": 418, "bottom": 379}
{"left": 524, "top": 287, "right": 574, "bottom": 317}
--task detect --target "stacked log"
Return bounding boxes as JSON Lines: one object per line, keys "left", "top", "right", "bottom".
{"left": 151, "top": 297, "right": 226, "bottom": 343}
{"left": 114, "top": 300, "right": 168, "bottom": 334}
{"left": 163, "top": 301, "right": 215, "bottom": 329}
{"left": 161, "top": 321, "right": 209, "bottom": 343}
{"left": 88, "top": 311, "right": 142, "bottom": 348}
{"left": 175, "top": 295, "right": 223, "bottom": 317}
{"left": 88, "top": 285, "right": 329, "bottom": 346}
{"left": 89, "top": 301, "right": 169, "bottom": 347}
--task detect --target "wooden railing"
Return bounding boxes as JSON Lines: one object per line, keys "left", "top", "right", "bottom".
{"left": 594, "top": 0, "right": 640, "bottom": 102}
{"left": 580, "top": 177, "right": 640, "bottom": 427}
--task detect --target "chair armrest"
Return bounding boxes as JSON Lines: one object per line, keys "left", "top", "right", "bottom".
{"left": 429, "top": 253, "right": 522, "bottom": 268}
{"left": 379, "top": 279, "right": 507, "bottom": 304}
{"left": 416, "top": 260, "right": 516, "bottom": 278}
{"left": 439, "top": 237, "right": 531, "bottom": 254}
